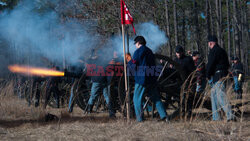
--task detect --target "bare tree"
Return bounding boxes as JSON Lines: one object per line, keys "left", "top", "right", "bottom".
{"left": 226, "top": 0, "right": 231, "bottom": 59}
{"left": 204, "top": 0, "right": 211, "bottom": 61}
{"left": 240, "top": 0, "right": 249, "bottom": 74}
{"left": 232, "top": 0, "right": 240, "bottom": 58}
{"left": 181, "top": 8, "right": 186, "bottom": 50}
{"left": 209, "top": 0, "right": 214, "bottom": 35}
{"left": 165, "top": 0, "right": 172, "bottom": 58}
{"left": 215, "top": 0, "right": 222, "bottom": 47}
{"left": 173, "top": 0, "right": 178, "bottom": 46}
{"left": 206, "top": 0, "right": 211, "bottom": 35}
{"left": 194, "top": 0, "right": 201, "bottom": 52}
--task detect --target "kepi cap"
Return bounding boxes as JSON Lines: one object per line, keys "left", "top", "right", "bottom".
{"left": 192, "top": 51, "right": 200, "bottom": 57}
{"left": 208, "top": 35, "right": 218, "bottom": 42}
{"left": 175, "top": 45, "right": 184, "bottom": 53}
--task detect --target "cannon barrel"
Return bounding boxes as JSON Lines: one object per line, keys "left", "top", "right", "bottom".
{"left": 64, "top": 69, "right": 82, "bottom": 78}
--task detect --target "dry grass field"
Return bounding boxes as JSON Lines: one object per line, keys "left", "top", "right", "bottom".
{"left": 0, "top": 80, "right": 249, "bottom": 141}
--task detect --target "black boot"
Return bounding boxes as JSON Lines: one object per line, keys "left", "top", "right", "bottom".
{"left": 87, "top": 104, "right": 93, "bottom": 113}
{"left": 55, "top": 98, "right": 60, "bottom": 108}
{"left": 108, "top": 101, "right": 116, "bottom": 118}
{"left": 236, "top": 90, "right": 242, "bottom": 99}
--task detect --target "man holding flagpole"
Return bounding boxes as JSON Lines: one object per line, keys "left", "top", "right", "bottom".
{"left": 120, "top": 0, "right": 168, "bottom": 122}
{"left": 125, "top": 36, "right": 169, "bottom": 122}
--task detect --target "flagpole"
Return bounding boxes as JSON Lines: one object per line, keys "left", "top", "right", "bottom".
{"left": 126, "top": 26, "right": 130, "bottom": 101}
{"left": 122, "top": 24, "right": 130, "bottom": 121}
{"left": 126, "top": 26, "right": 130, "bottom": 121}
{"left": 126, "top": 26, "right": 130, "bottom": 53}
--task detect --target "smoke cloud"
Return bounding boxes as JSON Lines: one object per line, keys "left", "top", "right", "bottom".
{"left": 108, "top": 21, "right": 168, "bottom": 55}
{"left": 0, "top": 1, "right": 7, "bottom": 6}
{"left": 0, "top": 0, "right": 168, "bottom": 75}
{"left": 0, "top": 0, "right": 99, "bottom": 68}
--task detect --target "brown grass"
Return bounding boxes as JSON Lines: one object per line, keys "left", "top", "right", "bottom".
{"left": 0, "top": 80, "right": 46, "bottom": 121}
{"left": 0, "top": 79, "right": 249, "bottom": 141}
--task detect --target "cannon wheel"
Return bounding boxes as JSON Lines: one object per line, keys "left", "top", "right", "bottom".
{"left": 118, "top": 75, "right": 135, "bottom": 118}
{"left": 154, "top": 54, "right": 186, "bottom": 119}
{"left": 42, "top": 78, "right": 70, "bottom": 108}
{"left": 118, "top": 54, "right": 186, "bottom": 119}
{"left": 24, "top": 79, "right": 32, "bottom": 105}
{"left": 74, "top": 73, "right": 91, "bottom": 111}
{"left": 74, "top": 73, "right": 109, "bottom": 112}
{"left": 24, "top": 79, "right": 41, "bottom": 107}
{"left": 14, "top": 76, "right": 27, "bottom": 99}
{"left": 155, "top": 54, "right": 212, "bottom": 119}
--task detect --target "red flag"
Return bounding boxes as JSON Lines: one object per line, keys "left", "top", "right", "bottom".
{"left": 120, "top": 0, "right": 136, "bottom": 34}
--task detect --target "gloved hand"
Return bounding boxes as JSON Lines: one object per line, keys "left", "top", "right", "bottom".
{"left": 125, "top": 53, "right": 132, "bottom": 62}
{"left": 238, "top": 74, "right": 242, "bottom": 81}
{"left": 208, "top": 78, "right": 213, "bottom": 86}
{"left": 109, "top": 59, "right": 115, "bottom": 65}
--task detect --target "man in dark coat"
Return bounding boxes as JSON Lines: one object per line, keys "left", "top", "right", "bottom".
{"left": 126, "top": 36, "right": 168, "bottom": 122}
{"left": 106, "top": 50, "right": 123, "bottom": 118}
{"left": 174, "top": 45, "right": 195, "bottom": 115}
{"left": 206, "top": 35, "right": 234, "bottom": 121}
{"left": 44, "top": 66, "right": 61, "bottom": 109}
{"left": 174, "top": 45, "right": 195, "bottom": 79}
{"left": 231, "top": 57, "right": 244, "bottom": 99}
{"left": 192, "top": 51, "right": 206, "bottom": 93}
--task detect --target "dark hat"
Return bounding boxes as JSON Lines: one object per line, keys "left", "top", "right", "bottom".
{"left": 192, "top": 51, "right": 200, "bottom": 57}
{"left": 134, "top": 36, "right": 146, "bottom": 45}
{"left": 232, "top": 56, "right": 239, "bottom": 61}
{"left": 175, "top": 45, "right": 184, "bottom": 53}
{"left": 208, "top": 35, "right": 218, "bottom": 42}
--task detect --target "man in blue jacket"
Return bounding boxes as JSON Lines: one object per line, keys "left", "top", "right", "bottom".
{"left": 126, "top": 36, "right": 168, "bottom": 122}
{"left": 86, "top": 50, "right": 110, "bottom": 113}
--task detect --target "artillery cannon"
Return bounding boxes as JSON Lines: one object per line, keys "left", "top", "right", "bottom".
{"left": 72, "top": 54, "right": 212, "bottom": 119}
{"left": 14, "top": 67, "right": 83, "bottom": 108}
{"left": 117, "top": 54, "right": 212, "bottom": 120}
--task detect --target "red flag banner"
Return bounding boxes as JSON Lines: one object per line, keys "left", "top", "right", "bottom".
{"left": 120, "top": 0, "right": 136, "bottom": 34}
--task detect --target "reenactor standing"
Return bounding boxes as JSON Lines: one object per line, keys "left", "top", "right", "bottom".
{"left": 126, "top": 36, "right": 169, "bottom": 122}
{"left": 192, "top": 51, "right": 206, "bottom": 93}
{"left": 174, "top": 45, "right": 195, "bottom": 79}
{"left": 174, "top": 45, "right": 195, "bottom": 115}
{"left": 107, "top": 50, "right": 122, "bottom": 118}
{"left": 206, "top": 35, "right": 234, "bottom": 121}
{"left": 85, "top": 49, "right": 110, "bottom": 114}
{"left": 44, "top": 66, "right": 61, "bottom": 109}
{"left": 68, "top": 57, "right": 85, "bottom": 113}
{"left": 30, "top": 77, "right": 43, "bottom": 107}
{"left": 230, "top": 57, "right": 244, "bottom": 99}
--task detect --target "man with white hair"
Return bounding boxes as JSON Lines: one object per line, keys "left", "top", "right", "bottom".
{"left": 206, "top": 35, "right": 234, "bottom": 121}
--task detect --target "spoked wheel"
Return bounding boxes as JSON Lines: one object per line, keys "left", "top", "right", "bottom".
{"left": 108, "top": 74, "right": 123, "bottom": 113}
{"left": 154, "top": 54, "right": 186, "bottom": 119}
{"left": 117, "top": 54, "right": 186, "bottom": 120}
{"left": 75, "top": 73, "right": 107, "bottom": 112}
{"left": 118, "top": 74, "right": 135, "bottom": 118}
{"left": 24, "top": 79, "right": 34, "bottom": 106}
{"left": 24, "top": 78, "right": 42, "bottom": 107}
{"left": 43, "top": 78, "right": 70, "bottom": 108}
{"left": 14, "top": 76, "right": 27, "bottom": 99}
{"left": 75, "top": 73, "right": 91, "bottom": 111}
